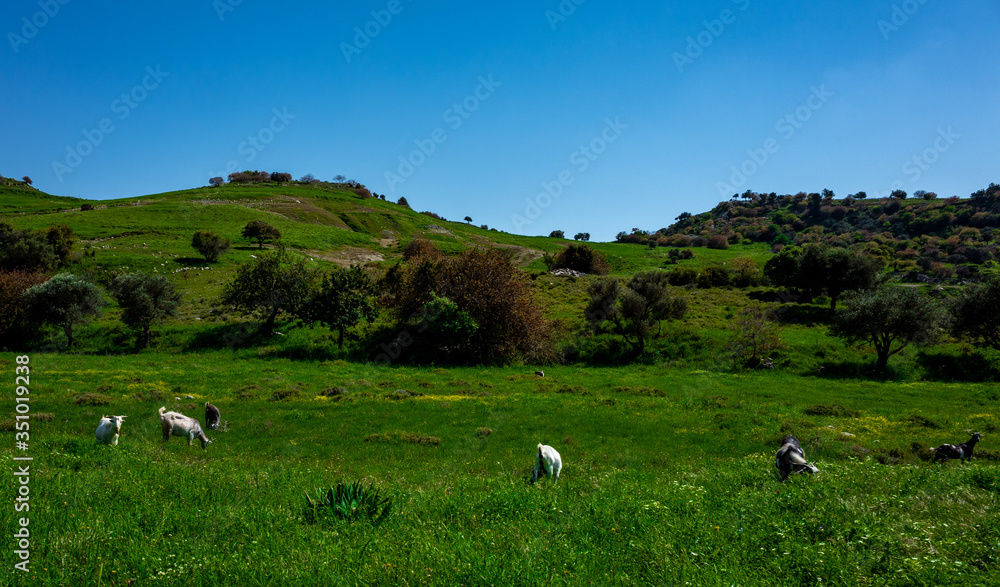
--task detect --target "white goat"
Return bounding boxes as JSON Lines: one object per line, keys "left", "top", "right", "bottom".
{"left": 95, "top": 415, "right": 127, "bottom": 446}
{"left": 158, "top": 407, "right": 211, "bottom": 449}
{"left": 531, "top": 443, "right": 562, "bottom": 483}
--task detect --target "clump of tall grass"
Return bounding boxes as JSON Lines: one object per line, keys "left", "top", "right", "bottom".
{"left": 303, "top": 482, "right": 392, "bottom": 527}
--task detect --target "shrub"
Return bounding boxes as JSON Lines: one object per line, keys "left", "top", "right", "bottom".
{"left": 402, "top": 239, "right": 440, "bottom": 261}
{"left": 552, "top": 244, "right": 609, "bottom": 275}
{"left": 549, "top": 230, "right": 565, "bottom": 239}
{"left": 302, "top": 482, "right": 392, "bottom": 527}
{"left": 707, "top": 235, "right": 730, "bottom": 249}
{"left": 387, "top": 248, "right": 550, "bottom": 365}
{"left": 667, "top": 266, "right": 697, "bottom": 286}
{"left": 191, "top": 231, "right": 231, "bottom": 262}
{"left": 697, "top": 265, "right": 731, "bottom": 288}
{"left": 241, "top": 220, "right": 281, "bottom": 249}
{"left": 727, "top": 305, "right": 783, "bottom": 369}
{"left": 269, "top": 172, "right": 292, "bottom": 183}
{"left": 73, "top": 393, "right": 112, "bottom": 406}
{"left": 585, "top": 271, "right": 687, "bottom": 354}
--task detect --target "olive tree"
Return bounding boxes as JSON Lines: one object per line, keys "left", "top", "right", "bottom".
{"left": 950, "top": 275, "right": 1000, "bottom": 352}
{"left": 241, "top": 220, "right": 281, "bottom": 249}
{"left": 220, "top": 247, "right": 315, "bottom": 336}
{"left": 109, "top": 272, "right": 181, "bottom": 348}
{"left": 191, "top": 231, "right": 231, "bottom": 262}
{"left": 297, "top": 265, "right": 377, "bottom": 349}
{"left": 24, "top": 273, "right": 105, "bottom": 348}
{"left": 585, "top": 271, "right": 687, "bottom": 355}
{"left": 830, "top": 285, "right": 946, "bottom": 373}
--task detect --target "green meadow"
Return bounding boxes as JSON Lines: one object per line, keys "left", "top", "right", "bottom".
{"left": 2, "top": 183, "right": 1000, "bottom": 585}
{"left": 2, "top": 354, "right": 999, "bottom": 586}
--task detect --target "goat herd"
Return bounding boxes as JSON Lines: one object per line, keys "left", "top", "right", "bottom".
{"left": 95, "top": 404, "right": 984, "bottom": 482}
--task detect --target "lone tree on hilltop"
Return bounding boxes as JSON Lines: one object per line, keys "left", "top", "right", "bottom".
{"left": 549, "top": 230, "right": 565, "bottom": 239}
{"left": 24, "top": 273, "right": 105, "bottom": 349}
{"left": 209, "top": 177, "right": 224, "bottom": 187}
{"left": 949, "top": 274, "right": 1000, "bottom": 352}
{"left": 297, "top": 265, "right": 377, "bottom": 349}
{"left": 830, "top": 285, "right": 945, "bottom": 374}
{"left": 464, "top": 216, "right": 473, "bottom": 224}
{"left": 586, "top": 271, "right": 687, "bottom": 355}
{"left": 192, "top": 231, "right": 231, "bottom": 262}
{"left": 242, "top": 220, "right": 281, "bottom": 249}
{"left": 574, "top": 232, "right": 590, "bottom": 242}
{"left": 220, "top": 247, "right": 316, "bottom": 337}
{"left": 22, "top": 176, "right": 32, "bottom": 185}
{"left": 109, "top": 272, "right": 181, "bottom": 349}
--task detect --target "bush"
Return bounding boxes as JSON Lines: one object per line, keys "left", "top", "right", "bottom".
{"left": 667, "top": 266, "right": 697, "bottom": 286}
{"left": 0, "top": 270, "right": 48, "bottom": 346}
{"left": 727, "top": 305, "right": 783, "bottom": 369}
{"left": 707, "top": 235, "right": 730, "bottom": 249}
{"left": 552, "top": 244, "right": 609, "bottom": 275}
{"left": 241, "top": 220, "right": 281, "bottom": 249}
{"left": 302, "top": 482, "right": 392, "bottom": 527}
{"left": 386, "top": 248, "right": 550, "bottom": 365}
{"left": 697, "top": 265, "right": 732, "bottom": 288}
{"left": 191, "top": 231, "right": 231, "bottom": 262}
{"left": 402, "top": 239, "right": 440, "bottom": 261}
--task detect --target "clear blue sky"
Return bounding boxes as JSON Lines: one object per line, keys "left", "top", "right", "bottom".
{"left": 3, "top": 0, "right": 998, "bottom": 241}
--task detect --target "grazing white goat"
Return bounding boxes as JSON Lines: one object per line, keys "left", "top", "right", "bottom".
{"left": 531, "top": 443, "right": 562, "bottom": 483}
{"left": 95, "top": 415, "right": 127, "bottom": 446}
{"left": 158, "top": 407, "right": 211, "bottom": 449}
{"left": 775, "top": 435, "right": 819, "bottom": 480}
{"left": 933, "top": 432, "right": 983, "bottom": 463}
{"left": 205, "top": 402, "right": 221, "bottom": 430}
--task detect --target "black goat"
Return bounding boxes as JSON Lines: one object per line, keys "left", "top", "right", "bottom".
{"left": 933, "top": 432, "right": 983, "bottom": 463}
{"left": 205, "top": 402, "right": 221, "bottom": 431}
{"left": 775, "top": 435, "right": 819, "bottom": 480}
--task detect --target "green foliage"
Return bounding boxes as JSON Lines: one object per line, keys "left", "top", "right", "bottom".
{"left": 0, "top": 269, "right": 47, "bottom": 346}
{"left": 24, "top": 273, "right": 105, "bottom": 348}
{"left": 388, "top": 248, "right": 551, "bottom": 365}
{"left": 220, "top": 247, "right": 316, "bottom": 336}
{"left": 697, "top": 264, "right": 731, "bottom": 288}
{"left": 191, "top": 231, "right": 231, "bottom": 262}
{"left": 950, "top": 274, "right": 1000, "bottom": 351}
{"left": 727, "top": 305, "right": 783, "bottom": 369}
{"left": 303, "top": 482, "right": 392, "bottom": 527}
{"left": 298, "top": 265, "right": 377, "bottom": 349}
{"left": 586, "top": 271, "right": 687, "bottom": 354}
{"left": 666, "top": 266, "right": 697, "bottom": 285}
{"left": 242, "top": 220, "right": 281, "bottom": 248}
{"left": 0, "top": 221, "right": 58, "bottom": 271}
{"left": 109, "top": 272, "right": 181, "bottom": 348}
{"left": 765, "top": 244, "right": 883, "bottom": 310}
{"left": 552, "top": 243, "right": 609, "bottom": 275}
{"left": 548, "top": 230, "right": 565, "bottom": 239}
{"left": 409, "top": 292, "right": 479, "bottom": 359}
{"left": 830, "top": 285, "right": 947, "bottom": 373}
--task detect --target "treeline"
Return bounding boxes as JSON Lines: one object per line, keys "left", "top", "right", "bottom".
{"left": 619, "top": 182, "right": 1000, "bottom": 284}
{"left": 207, "top": 171, "right": 409, "bottom": 204}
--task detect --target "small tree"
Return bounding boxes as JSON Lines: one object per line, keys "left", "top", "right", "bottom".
{"left": 242, "top": 220, "right": 281, "bottom": 249}
{"left": 209, "top": 176, "right": 224, "bottom": 187}
{"left": 192, "top": 231, "right": 231, "bottom": 262}
{"left": 950, "top": 275, "right": 1000, "bottom": 352}
{"left": 109, "top": 272, "right": 181, "bottom": 348}
{"left": 297, "top": 266, "right": 377, "bottom": 349}
{"left": 553, "top": 243, "right": 610, "bottom": 275}
{"left": 890, "top": 189, "right": 908, "bottom": 200}
{"left": 830, "top": 285, "right": 945, "bottom": 373}
{"left": 397, "top": 196, "right": 411, "bottom": 209}
{"left": 333, "top": 174, "right": 347, "bottom": 182}
{"left": 22, "top": 176, "right": 32, "bottom": 185}
{"left": 220, "top": 247, "right": 316, "bottom": 336}
{"left": 299, "top": 173, "right": 316, "bottom": 183}
{"left": 574, "top": 232, "right": 591, "bottom": 242}
{"left": 270, "top": 172, "right": 292, "bottom": 183}
{"left": 585, "top": 271, "right": 687, "bottom": 354}
{"left": 728, "top": 305, "right": 783, "bottom": 369}
{"left": 23, "top": 274, "right": 104, "bottom": 348}
{"left": 464, "top": 216, "right": 473, "bottom": 224}
{"left": 0, "top": 222, "right": 57, "bottom": 272}
{"left": 549, "top": 230, "right": 565, "bottom": 239}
